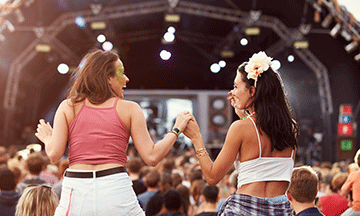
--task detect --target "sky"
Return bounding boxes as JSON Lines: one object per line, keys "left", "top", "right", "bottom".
{"left": 337, "top": 0, "right": 360, "bottom": 21}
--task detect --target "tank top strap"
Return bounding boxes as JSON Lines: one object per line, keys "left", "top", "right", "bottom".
{"left": 113, "top": 97, "right": 119, "bottom": 107}
{"left": 248, "top": 117, "right": 262, "bottom": 158}
{"left": 290, "top": 149, "right": 294, "bottom": 158}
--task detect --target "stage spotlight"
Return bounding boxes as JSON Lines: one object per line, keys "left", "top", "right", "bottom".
{"left": 75, "top": 16, "right": 86, "bottom": 28}
{"left": 271, "top": 60, "right": 281, "bottom": 70}
{"left": 164, "top": 13, "right": 180, "bottom": 22}
{"left": 91, "top": 21, "right": 106, "bottom": 30}
{"left": 5, "top": 20, "right": 14, "bottom": 32}
{"left": 35, "top": 44, "right": 51, "bottom": 52}
{"left": 15, "top": 9, "right": 24, "bottom": 23}
{"left": 167, "top": 26, "right": 176, "bottom": 34}
{"left": 287, "top": 55, "right": 295, "bottom": 62}
{"left": 330, "top": 23, "right": 342, "bottom": 38}
{"left": 345, "top": 41, "right": 359, "bottom": 53}
{"left": 219, "top": 60, "right": 226, "bottom": 68}
{"left": 293, "top": 41, "right": 309, "bottom": 49}
{"left": 210, "top": 63, "right": 221, "bottom": 73}
{"left": 220, "top": 50, "right": 234, "bottom": 58}
{"left": 321, "top": 13, "right": 333, "bottom": 28}
{"left": 245, "top": 27, "right": 260, "bottom": 36}
{"left": 160, "top": 50, "right": 171, "bottom": 60}
{"left": 341, "top": 30, "right": 352, "bottom": 41}
{"left": 240, "top": 38, "right": 248, "bottom": 46}
{"left": 163, "top": 32, "right": 175, "bottom": 43}
{"left": 57, "top": 63, "right": 69, "bottom": 74}
{"left": 102, "top": 41, "right": 113, "bottom": 51}
{"left": 355, "top": 53, "right": 360, "bottom": 62}
{"left": 97, "top": 34, "right": 106, "bottom": 43}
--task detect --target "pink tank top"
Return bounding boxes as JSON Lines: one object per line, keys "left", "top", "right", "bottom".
{"left": 68, "top": 98, "right": 129, "bottom": 166}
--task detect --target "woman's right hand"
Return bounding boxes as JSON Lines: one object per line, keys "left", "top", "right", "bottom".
{"left": 173, "top": 111, "right": 193, "bottom": 132}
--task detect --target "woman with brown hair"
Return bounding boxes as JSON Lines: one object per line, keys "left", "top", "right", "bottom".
{"left": 35, "top": 49, "right": 192, "bottom": 215}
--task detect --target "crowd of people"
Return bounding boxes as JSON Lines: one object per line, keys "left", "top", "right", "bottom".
{"left": 0, "top": 49, "right": 359, "bottom": 216}
{"left": 0, "top": 145, "right": 359, "bottom": 216}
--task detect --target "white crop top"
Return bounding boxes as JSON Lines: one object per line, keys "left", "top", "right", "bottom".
{"left": 234, "top": 117, "right": 294, "bottom": 189}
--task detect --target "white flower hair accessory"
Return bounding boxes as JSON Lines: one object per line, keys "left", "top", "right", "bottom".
{"left": 244, "top": 51, "right": 273, "bottom": 88}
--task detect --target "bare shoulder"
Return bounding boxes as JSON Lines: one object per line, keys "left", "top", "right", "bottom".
{"left": 229, "top": 119, "right": 252, "bottom": 133}
{"left": 58, "top": 99, "right": 73, "bottom": 111}
{"left": 116, "top": 99, "right": 142, "bottom": 115}
{"left": 228, "top": 118, "right": 258, "bottom": 140}
{"left": 117, "top": 99, "right": 140, "bottom": 109}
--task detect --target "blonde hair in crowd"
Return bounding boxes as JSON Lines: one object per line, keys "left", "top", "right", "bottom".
{"left": 15, "top": 185, "right": 59, "bottom": 216}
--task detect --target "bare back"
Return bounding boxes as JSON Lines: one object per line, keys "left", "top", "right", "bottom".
{"left": 236, "top": 116, "right": 295, "bottom": 198}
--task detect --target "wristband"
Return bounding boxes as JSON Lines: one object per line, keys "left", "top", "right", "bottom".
{"left": 172, "top": 128, "right": 181, "bottom": 137}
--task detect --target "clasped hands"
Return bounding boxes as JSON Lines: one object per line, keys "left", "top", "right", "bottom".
{"left": 174, "top": 111, "right": 201, "bottom": 141}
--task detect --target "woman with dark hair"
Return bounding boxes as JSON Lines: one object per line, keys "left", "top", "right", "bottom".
{"left": 35, "top": 49, "right": 192, "bottom": 215}
{"left": 184, "top": 51, "right": 298, "bottom": 215}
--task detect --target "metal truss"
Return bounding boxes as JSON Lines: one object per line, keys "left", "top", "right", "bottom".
{"left": 2, "top": 0, "right": 334, "bottom": 149}
{"left": 315, "top": 0, "right": 360, "bottom": 38}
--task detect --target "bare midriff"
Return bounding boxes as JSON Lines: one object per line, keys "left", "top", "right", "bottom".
{"left": 236, "top": 181, "right": 289, "bottom": 198}
{"left": 69, "top": 163, "right": 125, "bottom": 171}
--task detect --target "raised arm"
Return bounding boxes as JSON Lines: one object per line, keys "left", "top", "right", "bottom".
{"left": 35, "top": 100, "right": 69, "bottom": 163}
{"left": 183, "top": 115, "right": 243, "bottom": 186}
{"left": 129, "top": 102, "right": 192, "bottom": 166}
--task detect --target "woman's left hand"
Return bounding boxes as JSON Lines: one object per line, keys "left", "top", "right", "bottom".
{"left": 35, "top": 119, "right": 53, "bottom": 144}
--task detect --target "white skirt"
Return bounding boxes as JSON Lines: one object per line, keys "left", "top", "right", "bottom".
{"left": 54, "top": 169, "right": 145, "bottom": 216}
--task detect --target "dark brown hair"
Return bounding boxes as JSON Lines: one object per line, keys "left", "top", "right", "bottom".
{"left": 126, "top": 157, "right": 143, "bottom": 173}
{"left": 25, "top": 153, "right": 45, "bottom": 175}
{"left": 68, "top": 49, "right": 119, "bottom": 104}
{"left": 145, "top": 170, "right": 160, "bottom": 188}
{"left": 238, "top": 62, "right": 299, "bottom": 151}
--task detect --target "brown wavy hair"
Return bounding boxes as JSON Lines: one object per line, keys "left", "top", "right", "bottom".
{"left": 238, "top": 62, "right": 299, "bottom": 151}
{"left": 68, "top": 49, "right": 119, "bottom": 104}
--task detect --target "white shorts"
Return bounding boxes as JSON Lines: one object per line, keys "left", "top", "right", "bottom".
{"left": 54, "top": 168, "right": 145, "bottom": 216}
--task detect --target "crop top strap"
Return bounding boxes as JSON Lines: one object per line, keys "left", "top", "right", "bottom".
{"left": 248, "top": 117, "right": 262, "bottom": 158}
{"left": 113, "top": 97, "right": 119, "bottom": 107}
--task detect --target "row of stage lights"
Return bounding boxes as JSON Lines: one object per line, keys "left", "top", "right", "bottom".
{"left": 56, "top": 17, "right": 297, "bottom": 75}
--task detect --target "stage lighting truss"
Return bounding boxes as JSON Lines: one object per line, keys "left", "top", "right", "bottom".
{"left": 0, "top": 0, "right": 33, "bottom": 42}
{"left": 309, "top": 0, "right": 360, "bottom": 62}
{"left": 2, "top": 0, "right": 335, "bottom": 148}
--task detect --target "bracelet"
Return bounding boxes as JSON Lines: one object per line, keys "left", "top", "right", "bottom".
{"left": 172, "top": 128, "right": 181, "bottom": 137}
{"left": 168, "top": 130, "right": 178, "bottom": 137}
{"left": 196, "top": 148, "right": 208, "bottom": 158}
